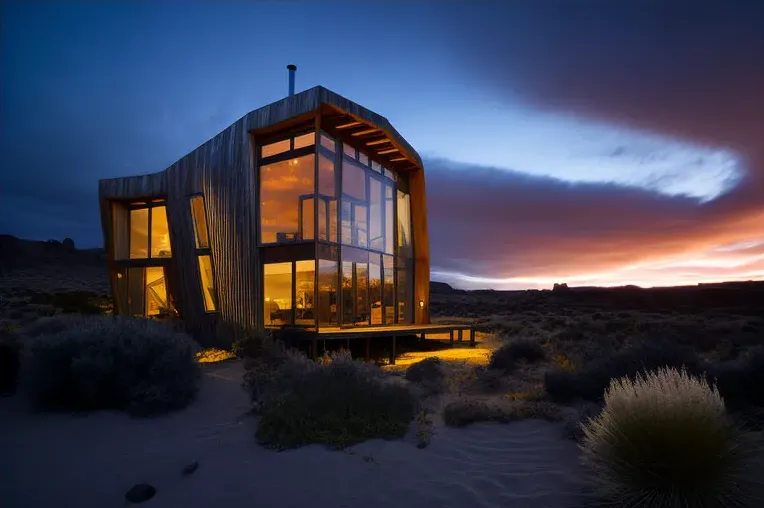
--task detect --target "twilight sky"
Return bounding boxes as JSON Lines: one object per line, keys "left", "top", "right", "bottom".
{"left": 1, "top": 1, "right": 763, "bottom": 290}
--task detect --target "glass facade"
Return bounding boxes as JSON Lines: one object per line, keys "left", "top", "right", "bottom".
{"left": 258, "top": 130, "right": 414, "bottom": 329}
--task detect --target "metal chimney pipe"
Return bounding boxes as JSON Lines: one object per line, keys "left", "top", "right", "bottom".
{"left": 287, "top": 64, "right": 296, "bottom": 96}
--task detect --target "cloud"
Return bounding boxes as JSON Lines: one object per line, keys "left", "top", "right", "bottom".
{"left": 425, "top": 157, "right": 764, "bottom": 288}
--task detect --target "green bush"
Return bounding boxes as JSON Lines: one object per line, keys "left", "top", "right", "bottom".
{"left": 581, "top": 367, "right": 763, "bottom": 507}
{"left": 255, "top": 350, "right": 415, "bottom": 450}
{"left": 21, "top": 316, "right": 201, "bottom": 416}
{"left": 488, "top": 338, "right": 545, "bottom": 371}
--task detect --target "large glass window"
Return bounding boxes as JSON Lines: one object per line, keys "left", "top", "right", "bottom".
{"left": 318, "top": 153, "right": 337, "bottom": 243}
{"left": 397, "top": 190, "right": 412, "bottom": 258}
{"left": 369, "top": 177, "right": 384, "bottom": 252}
{"left": 150, "top": 206, "right": 171, "bottom": 258}
{"left": 341, "top": 247, "right": 369, "bottom": 326}
{"left": 264, "top": 262, "right": 293, "bottom": 326}
{"left": 129, "top": 208, "right": 149, "bottom": 259}
{"left": 396, "top": 258, "right": 413, "bottom": 324}
{"left": 295, "top": 260, "right": 315, "bottom": 326}
{"left": 318, "top": 259, "right": 338, "bottom": 326}
{"left": 385, "top": 184, "right": 394, "bottom": 254}
{"left": 369, "top": 254, "right": 382, "bottom": 325}
{"left": 189, "top": 195, "right": 218, "bottom": 312}
{"left": 260, "top": 154, "right": 315, "bottom": 244}
{"left": 198, "top": 255, "right": 217, "bottom": 312}
{"left": 190, "top": 196, "right": 210, "bottom": 249}
{"left": 120, "top": 201, "right": 171, "bottom": 260}
{"left": 145, "top": 266, "right": 169, "bottom": 316}
{"left": 383, "top": 254, "right": 395, "bottom": 324}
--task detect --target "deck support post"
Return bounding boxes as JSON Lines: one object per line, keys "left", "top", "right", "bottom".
{"left": 389, "top": 335, "right": 396, "bottom": 365}
{"left": 365, "top": 336, "right": 370, "bottom": 361}
{"left": 469, "top": 327, "right": 476, "bottom": 347}
{"left": 458, "top": 329, "right": 463, "bottom": 343}
{"left": 311, "top": 338, "right": 318, "bottom": 360}
{"left": 346, "top": 338, "right": 351, "bottom": 352}
{"left": 449, "top": 330, "right": 454, "bottom": 346}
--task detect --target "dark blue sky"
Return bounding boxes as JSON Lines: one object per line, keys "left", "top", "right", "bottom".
{"left": 2, "top": 1, "right": 763, "bottom": 288}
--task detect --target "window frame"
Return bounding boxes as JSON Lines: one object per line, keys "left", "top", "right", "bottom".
{"left": 188, "top": 193, "right": 219, "bottom": 313}
{"left": 121, "top": 199, "right": 172, "bottom": 261}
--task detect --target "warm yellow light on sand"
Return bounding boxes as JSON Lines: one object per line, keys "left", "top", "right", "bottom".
{"left": 195, "top": 348, "right": 236, "bottom": 364}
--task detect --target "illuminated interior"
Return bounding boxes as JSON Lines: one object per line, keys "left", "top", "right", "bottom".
{"left": 111, "top": 199, "right": 176, "bottom": 318}
{"left": 259, "top": 130, "right": 414, "bottom": 329}
{"left": 190, "top": 195, "right": 218, "bottom": 312}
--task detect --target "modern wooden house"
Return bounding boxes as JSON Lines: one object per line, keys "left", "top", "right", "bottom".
{"left": 99, "top": 66, "right": 472, "bottom": 356}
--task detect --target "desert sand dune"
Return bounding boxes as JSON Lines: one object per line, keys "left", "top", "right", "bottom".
{"left": 0, "top": 361, "right": 583, "bottom": 508}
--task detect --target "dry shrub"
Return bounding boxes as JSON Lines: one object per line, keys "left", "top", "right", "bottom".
{"left": 1, "top": 324, "right": 21, "bottom": 395}
{"left": 581, "top": 367, "right": 763, "bottom": 507}
{"left": 443, "top": 398, "right": 563, "bottom": 427}
{"left": 711, "top": 345, "right": 764, "bottom": 410}
{"left": 255, "top": 350, "right": 415, "bottom": 450}
{"left": 488, "top": 337, "right": 546, "bottom": 371}
{"left": 545, "top": 341, "right": 702, "bottom": 402}
{"left": 404, "top": 357, "right": 445, "bottom": 395}
{"left": 21, "top": 316, "right": 201, "bottom": 416}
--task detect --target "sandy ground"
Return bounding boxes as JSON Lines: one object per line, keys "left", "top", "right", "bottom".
{"left": 0, "top": 361, "right": 584, "bottom": 508}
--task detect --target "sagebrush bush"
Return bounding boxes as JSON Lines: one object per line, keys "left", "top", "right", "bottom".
{"left": 443, "top": 398, "right": 562, "bottom": 427}
{"left": 21, "top": 316, "right": 201, "bottom": 416}
{"left": 712, "top": 345, "right": 764, "bottom": 410}
{"left": 22, "top": 315, "right": 85, "bottom": 338}
{"left": 545, "top": 341, "right": 702, "bottom": 402}
{"left": 0, "top": 327, "right": 20, "bottom": 395}
{"left": 242, "top": 337, "right": 318, "bottom": 412}
{"left": 488, "top": 338, "right": 545, "bottom": 371}
{"left": 255, "top": 350, "right": 414, "bottom": 450}
{"left": 581, "top": 367, "right": 763, "bottom": 507}
{"left": 404, "top": 357, "right": 444, "bottom": 395}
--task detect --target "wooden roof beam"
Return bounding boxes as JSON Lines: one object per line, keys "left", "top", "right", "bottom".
{"left": 351, "top": 128, "right": 380, "bottom": 137}
{"left": 336, "top": 121, "right": 362, "bottom": 129}
{"left": 366, "top": 138, "right": 391, "bottom": 146}
{"left": 377, "top": 147, "right": 399, "bottom": 154}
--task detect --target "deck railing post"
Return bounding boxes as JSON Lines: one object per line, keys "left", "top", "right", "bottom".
{"left": 449, "top": 329, "right": 454, "bottom": 346}
{"left": 469, "top": 327, "right": 475, "bottom": 347}
{"left": 389, "top": 335, "right": 396, "bottom": 365}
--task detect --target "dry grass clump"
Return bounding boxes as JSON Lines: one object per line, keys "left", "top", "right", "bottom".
{"left": 21, "top": 316, "right": 201, "bottom": 416}
{"left": 581, "top": 367, "right": 763, "bottom": 507}
{"left": 443, "top": 397, "right": 563, "bottom": 428}
{"left": 245, "top": 342, "right": 415, "bottom": 450}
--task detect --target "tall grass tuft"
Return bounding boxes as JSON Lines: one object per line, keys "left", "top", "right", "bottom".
{"left": 580, "top": 367, "right": 763, "bottom": 507}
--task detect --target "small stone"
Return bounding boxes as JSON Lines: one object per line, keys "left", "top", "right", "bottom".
{"left": 125, "top": 483, "right": 156, "bottom": 503}
{"left": 181, "top": 461, "right": 199, "bottom": 476}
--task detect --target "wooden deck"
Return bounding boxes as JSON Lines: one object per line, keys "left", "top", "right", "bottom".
{"left": 309, "top": 323, "right": 476, "bottom": 364}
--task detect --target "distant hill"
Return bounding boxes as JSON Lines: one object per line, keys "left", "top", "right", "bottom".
{"left": 0, "top": 234, "right": 105, "bottom": 273}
